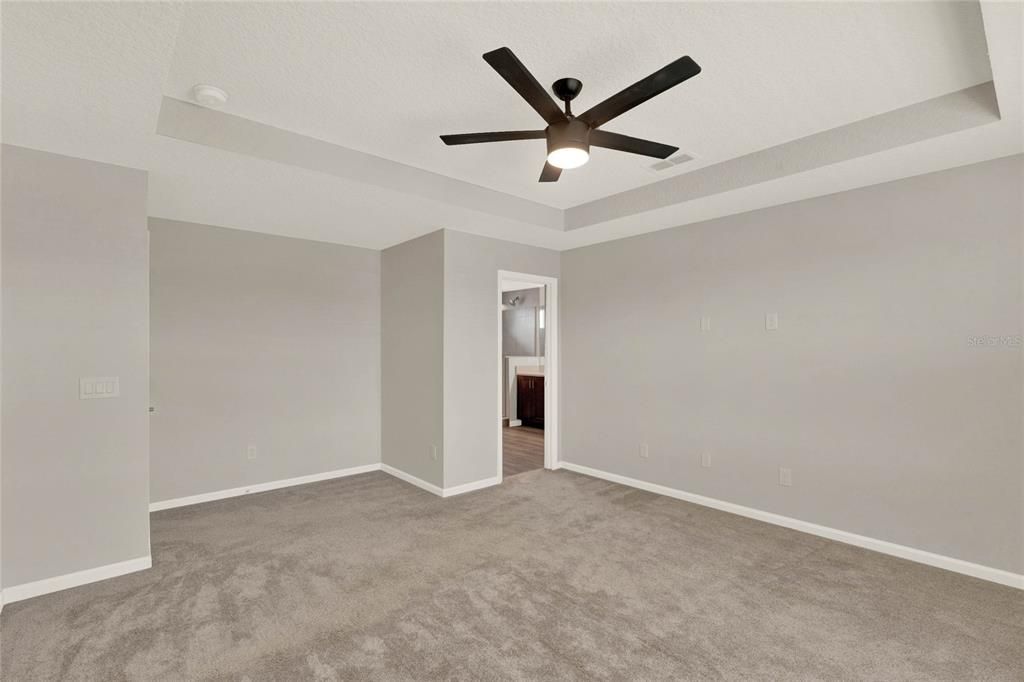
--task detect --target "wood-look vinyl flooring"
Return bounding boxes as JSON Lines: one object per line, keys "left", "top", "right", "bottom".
{"left": 502, "top": 426, "right": 544, "bottom": 477}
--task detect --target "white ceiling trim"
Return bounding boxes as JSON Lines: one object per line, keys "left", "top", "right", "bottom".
{"left": 156, "top": 81, "right": 1002, "bottom": 237}
{"left": 567, "top": 82, "right": 1000, "bottom": 229}
{"left": 157, "top": 97, "right": 563, "bottom": 231}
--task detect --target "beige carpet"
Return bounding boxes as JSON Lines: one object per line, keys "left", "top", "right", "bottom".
{"left": 2, "top": 469, "right": 1021, "bottom": 680}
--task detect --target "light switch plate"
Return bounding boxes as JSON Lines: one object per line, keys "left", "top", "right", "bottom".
{"left": 700, "top": 316, "right": 712, "bottom": 332}
{"left": 779, "top": 467, "right": 793, "bottom": 486}
{"left": 701, "top": 452, "right": 712, "bottom": 468}
{"left": 765, "top": 313, "right": 779, "bottom": 331}
{"left": 80, "top": 377, "right": 119, "bottom": 400}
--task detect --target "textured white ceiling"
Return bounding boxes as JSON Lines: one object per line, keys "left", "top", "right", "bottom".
{"left": 1, "top": 2, "right": 1020, "bottom": 251}
{"left": 163, "top": 2, "right": 992, "bottom": 209}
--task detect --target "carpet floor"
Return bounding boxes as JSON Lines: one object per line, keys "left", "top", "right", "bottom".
{"left": 2, "top": 469, "right": 1021, "bottom": 680}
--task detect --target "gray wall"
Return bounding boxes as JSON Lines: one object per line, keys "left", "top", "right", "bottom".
{"left": 1, "top": 145, "right": 150, "bottom": 586}
{"left": 149, "top": 219, "right": 381, "bottom": 503}
{"left": 444, "top": 230, "right": 560, "bottom": 488}
{"left": 1, "top": 146, "right": 4, "bottom": 596}
{"left": 562, "top": 154, "right": 1023, "bottom": 573}
{"left": 381, "top": 231, "right": 445, "bottom": 487}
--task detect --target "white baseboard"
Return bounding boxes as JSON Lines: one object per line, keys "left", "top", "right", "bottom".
{"left": 509, "top": 419, "right": 523, "bottom": 427}
{"left": 380, "top": 464, "right": 500, "bottom": 498}
{"left": 150, "top": 461, "right": 499, "bottom": 512}
{"left": 560, "top": 461, "right": 1023, "bottom": 590}
{"left": 2, "top": 555, "right": 152, "bottom": 605}
{"left": 381, "top": 463, "right": 444, "bottom": 496}
{"left": 149, "top": 463, "right": 382, "bottom": 512}
{"left": 443, "top": 476, "right": 501, "bottom": 497}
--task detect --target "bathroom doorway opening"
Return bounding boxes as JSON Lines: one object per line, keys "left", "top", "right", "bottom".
{"left": 497, "top": 270, "right": 559, "bottom": 481}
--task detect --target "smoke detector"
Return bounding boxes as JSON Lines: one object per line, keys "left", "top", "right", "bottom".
{"left": 192, "top": 84, "right": 228, "bottom": 108}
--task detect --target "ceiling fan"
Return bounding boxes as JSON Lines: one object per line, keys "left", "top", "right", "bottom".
{"left": 440, "top": 47, "right": 701, "bottom": 182}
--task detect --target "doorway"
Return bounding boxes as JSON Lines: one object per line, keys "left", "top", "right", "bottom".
{"left": 497, "top": 270, "right": 559, "bottom": 481}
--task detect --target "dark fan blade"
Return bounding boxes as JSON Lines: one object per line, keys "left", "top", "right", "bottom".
{"left": 483, "top": 47, "right": 567, "bottom": 125}
{"left": 579, "top": 56, "right": 701, "bottom": 128}
{"left": 539, "top": 162, "right": 562, "bottom": 182}
{"left": 440, "top": 130, "right": 546, "bottom": 145}
{"left": 590, "top": 130, "right": 678, "bottom": 159}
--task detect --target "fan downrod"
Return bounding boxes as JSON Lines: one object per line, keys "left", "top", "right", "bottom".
{"left": 552, "top": 78, "right": 583, "bottom": 115}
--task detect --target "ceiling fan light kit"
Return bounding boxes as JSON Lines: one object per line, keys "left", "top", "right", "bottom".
{"left": 546, "top": 118, "right": 590, "bottom": 169}
{"left": 441, "top": 47, "right": 701, "bottom": 182}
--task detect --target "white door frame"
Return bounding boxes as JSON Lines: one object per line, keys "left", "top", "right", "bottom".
{"left": 497, "top": 270, "right": 559, "bottom": 480}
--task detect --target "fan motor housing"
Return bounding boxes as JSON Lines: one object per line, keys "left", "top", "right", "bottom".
{"left": 546, "top": 118, "right": 591, "bottom": 156}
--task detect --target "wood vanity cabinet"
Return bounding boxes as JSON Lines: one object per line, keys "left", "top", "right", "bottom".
{"left": 516, "top": 375, "right": 545, "bottom": 429}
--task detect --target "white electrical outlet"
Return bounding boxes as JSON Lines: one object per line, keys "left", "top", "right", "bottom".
{"left": 701, "top": 452, "right": 712, "bottom": 468}
{"left": 779, "top": 467, "right": 793, "bottom": 486}
{"left": 431, "top": 444, "right": 439, "bottom": 461}
{"left": 247, "top": 445, "right": 257, "bottom": 461}
{"left": 766, "top": 312, "right": 779, "bottom": 331}
{"left": 700, "top": 316, "right": 711, "bottom": 332}
{"left": 639, "top": 443, "right": 649, "bottom": 458}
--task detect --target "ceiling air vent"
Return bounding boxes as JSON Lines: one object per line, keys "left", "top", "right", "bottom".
{"left": 650, "top": 152, "right": 695, "bottom": 172}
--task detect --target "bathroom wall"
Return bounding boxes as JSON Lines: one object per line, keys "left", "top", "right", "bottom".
{"left": 502, "top": 287, "right": 544, "bottom": 358}
{"left": 502, "top": 287, "right": 546, "bottom": 419}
